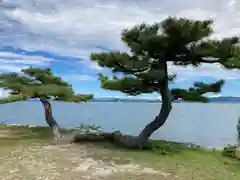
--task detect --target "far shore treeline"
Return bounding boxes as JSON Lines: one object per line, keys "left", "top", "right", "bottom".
{"left": 24, "top": 96, "right": 240, "bottom": 103}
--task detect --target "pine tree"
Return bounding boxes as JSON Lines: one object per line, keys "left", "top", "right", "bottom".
{"left": 0, "top": 67, "right": 93, "bottom": 140}
{"left": 90, "top": 17, "right": 240, "bottom": 147}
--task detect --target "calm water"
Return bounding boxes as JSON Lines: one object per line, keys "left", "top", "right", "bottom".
{"left": 0, "top": 101, "right": 239, "bottom": 148}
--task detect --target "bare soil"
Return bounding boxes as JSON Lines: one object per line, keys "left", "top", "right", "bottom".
{"left": 1, "top": 126, "right": 240, "bottom": 180}
{"left": 0, "top": 143, "right": 171, "bottom": 180}
{"left": 0, "top": 128, "right": 172, "bottom": 180}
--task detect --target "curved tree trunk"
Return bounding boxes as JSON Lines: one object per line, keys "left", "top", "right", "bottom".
{"left": 72, "top": 62, "right": 173, "bottom": 148}
{"left": 116, "top": 61, "right": 172, "bottom": 148}
{"left": 114, "top": 80, "right": 172, "bottom": 148}
{"left": 72, "top": 83, "right": 172, "bottom": 148}
{"left": 139, "top": 83, "right": 172, "bottom": 140}
{"left": 40, "top": 98, "right": 61, "bottom": 140}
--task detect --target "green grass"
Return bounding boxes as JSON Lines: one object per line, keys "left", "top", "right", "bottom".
{"left": 0, "top": 124, "right": 240, "bottom": 180}
{"left": 0, "top": 124, "right": 74, "bottom": 139}
{"left": 103, "top": 145, "right": 240, "bottom": 180}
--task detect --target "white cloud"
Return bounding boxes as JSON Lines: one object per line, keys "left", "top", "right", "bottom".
{"left": 0, "top": 64, "right": 28, "bottom": 72}
{"left": 0, "top": 0, "right": 239, "bottom": 78}
{"left": 168, "top": 63, "right": 240, "bottom": 82}
{"left": 0, "top": 52, "right": 53, "bottom": 64}
{"left": 0, "top": 88, "right": 10, "bottom": 98}
{"left": 0, "top": 51, "right": 55, "bottom": 72}
{"left": 62, "top": 74, "right": 97, "bottom": 81}
{"left": 204, "top": 93, "right": 223, "bottom": 98}
{"left": 77, "top": 60, "right": 102, "bottom": 71}
{"left": 177, "top": 8, "right": 216, "bottom": 20}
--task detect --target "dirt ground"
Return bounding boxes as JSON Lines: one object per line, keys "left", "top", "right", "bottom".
{"left": 0, "top": 142, "right": 172, "bottom": 180}
{"left": 1, "top": 125, "right": 240, "bottom": 180}
{"left": 0, "top": 127, "right": 172, "bottom": 180}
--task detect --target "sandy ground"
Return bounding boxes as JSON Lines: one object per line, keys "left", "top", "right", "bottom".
{"left": 0, "top": 129, "right": 10, "bottom": 137}
{"left": 0, "top": 143, "right": 172, "bottom": 180}
{"left": 0, "top": 133, "right": 173, "bottom": 180}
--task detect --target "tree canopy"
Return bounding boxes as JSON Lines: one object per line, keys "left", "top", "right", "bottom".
{"left": 98, "top": 73, "right": 225, "bottom": 102}
{"left": 0, "top": 67, "right": 93, "bottom": 103}
{"left": 90, "top": 17, "right": 240, "bottom": 101}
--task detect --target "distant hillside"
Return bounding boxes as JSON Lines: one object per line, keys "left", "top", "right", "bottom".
{"left": 26, "top": 96, "right": 240, "bottom": 103}
{"left": 208, "top": 96, "right": 240, "bottom": 103}
{"left": 89, "top": 97, "right": 160, "bottom": 103}
{"left": 90, "top": 96, "right": 240, "bottom": 103}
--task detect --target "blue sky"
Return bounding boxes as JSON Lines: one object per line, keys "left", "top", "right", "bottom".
{"left": 0, "top": 0, "right": 239, "bottom": 98}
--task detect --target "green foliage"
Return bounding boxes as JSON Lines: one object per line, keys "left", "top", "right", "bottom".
{"left": 90, "top": 17, "right": 238, "bottom": 101}
{"left": 222, "top": 145, "right": 239, "bottom": 159}
{"left": 0, "top": 67, "right": 93, "bottom": 103}
{"left": 171, "top": 79, "right": 225, "bottom": 102}
{"left": 222, "top": 118, "right": 240, "bottom": 160}
{"left": 62, "top": 94, "right": 94, "bottom": 102}
{"left": 150, "top": 140, "right": 200, "bottom": 155}
{"left": 75, "top": 123, "right": 103, "bottom": 133}
{"left": 0, "top": 94, "right": 28, "bottom": 104}
{"left": 0, "top": 124, "right": 75, "bottom": 140}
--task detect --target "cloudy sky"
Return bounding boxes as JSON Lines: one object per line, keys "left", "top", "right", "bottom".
{"left": 0, "top": 0, "right": 239, "bottom": 98}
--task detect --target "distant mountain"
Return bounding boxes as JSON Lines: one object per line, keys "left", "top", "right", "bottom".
{"left": 25, "top": 96, "right": 240, "bottom": 103}
{"left": 89, "top": 97, "right": 160, "bottom": 103}
{"left": 208, "top": 96, "right": 240, "bottom": 103}
{"left": 90, "top": 96, "right": 240, "bottom": 103}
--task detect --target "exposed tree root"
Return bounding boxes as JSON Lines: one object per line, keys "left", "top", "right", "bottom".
{"left": 71, "top": 131, "right": 151, "bottom": 149}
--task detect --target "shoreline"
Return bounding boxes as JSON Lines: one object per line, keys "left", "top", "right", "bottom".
{"left": 1, "top": 125, "right": 240, "bottom": 179}
{"left": 1, "top": 123, "right": 213, "bottom": 150}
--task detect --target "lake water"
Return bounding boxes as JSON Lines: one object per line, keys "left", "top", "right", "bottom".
{"left": 0, "top": 101, "right": 239, "bottom": 148}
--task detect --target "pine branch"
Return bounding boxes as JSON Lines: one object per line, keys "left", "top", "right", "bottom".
{"left": 91, "top": 52, "right": 151, "bottom": 74}
{"left": 89, "top": 17, "right": 235, "bottom": 101}
{"left": 171, "top": 80, "right": 225, "bottom": 102}
{"left": 0, "top": 67, "right": 93, "bottom": 103}
{"left": 0, "top": 94, "right": 28, "bottom": 104}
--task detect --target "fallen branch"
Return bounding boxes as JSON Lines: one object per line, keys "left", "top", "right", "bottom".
{"left": 47, "top": 131, "right": 119, "bottom": 145}
{"left": 72, "top": 131, "right": 115, "bottom": 142}
{"left": 71, "top": 130, "right": 152, "bottom": 148}
{"left": 70, "top": 131, "right": 201, "bottom": 149}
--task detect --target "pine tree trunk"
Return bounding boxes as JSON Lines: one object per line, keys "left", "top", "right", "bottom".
{"left": 72, "top": 84, "right": 172, "bottom": 147}
{"left": 40, "top": 98, "right": 61, "bottom": 140}
{"left": 72, "top": 63, "right": 172, "bottom": 148}
{"left": 115, "top": 62, "right": 172, "bottom": 148}
{"left": 115, "top": 79, "right": 172, "bottom": 148}
{"left": 139, "top": 84, "right": 172, "bottom": 141}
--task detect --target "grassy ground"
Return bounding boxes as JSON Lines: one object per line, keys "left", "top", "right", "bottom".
{"left": 0, "top": 124, "right": 240, "bottom": 180}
